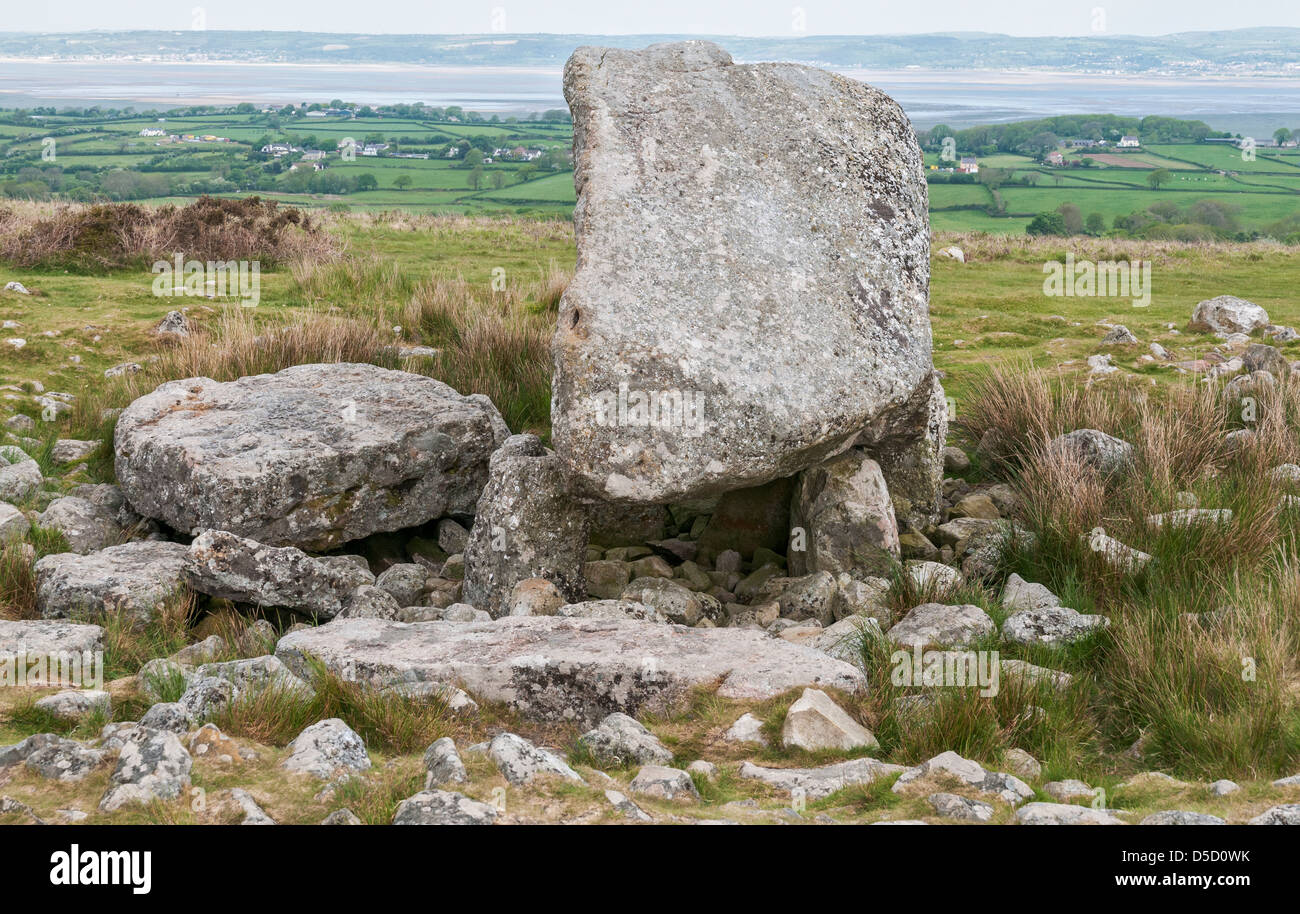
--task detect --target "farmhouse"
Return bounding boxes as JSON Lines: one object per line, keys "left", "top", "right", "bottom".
{"left": 958, "top": 156, "right": 979, "bottom": 174}
{"left": 1118, "top": 135, "right": 1141, "bottom": 147}
{"left": 1045, "top": 151, "right": 1065, "bottom": 166}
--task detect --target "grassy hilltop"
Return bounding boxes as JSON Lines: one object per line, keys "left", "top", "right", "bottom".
{"left": 2, "top": 197, "right": 1299, "bottom": 824}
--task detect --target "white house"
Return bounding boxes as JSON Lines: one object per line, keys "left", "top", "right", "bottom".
{"left": 1118, "top": 135, "right": 1141, "bottom": 148}
{"left": 958, "top": 156, "right": 979, "bottom": 174}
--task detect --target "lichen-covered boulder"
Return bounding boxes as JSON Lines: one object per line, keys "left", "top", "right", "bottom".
{"left": 182, "top": 529, "right": 372, "bottom": 619}
{"left": 275, "top": 615, "right": 867, "bottom": 727}
{"left": 36, "top": 497, "right": 123, "bottom": 555}
{"left": 462, "top": 434, "right": 590, "bottom": 618}
{"left": 114, "top": 363, "right": 509, "bottom": 550}
{"left": 788, "top": 449, "right": 900, "bottom": 578}
{"left": 551, "top": 41, "right": 935, "bottom": 504}
{"left": 1189, "top": 295, "right": 1269, "bottom": 335}
{"left": 35, "top": 542, "right": 190, "bottom": 624}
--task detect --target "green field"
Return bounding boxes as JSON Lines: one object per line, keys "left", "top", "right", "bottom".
{"left": 0, "top": 107, "right": 577, "bottom": 217}
{"left": 6, "top": 106, "right": 1300, "bottom": 237}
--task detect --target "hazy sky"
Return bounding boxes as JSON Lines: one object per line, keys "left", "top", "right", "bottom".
{"left": 7, "top": 0, "right": 1300, "bottom": 37}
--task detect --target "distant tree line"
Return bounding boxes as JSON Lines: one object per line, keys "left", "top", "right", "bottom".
{"left": 920, "top": 115, "right": 1227, "bottom": 158}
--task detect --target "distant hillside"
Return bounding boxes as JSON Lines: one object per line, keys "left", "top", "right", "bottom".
{"left": 2, "top": 28, "right": 1299, "bottom": 75}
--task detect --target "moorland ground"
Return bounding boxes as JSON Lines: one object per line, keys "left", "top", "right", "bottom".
{"left": 2, "top": 202, "right": 1300, "bottom": 824}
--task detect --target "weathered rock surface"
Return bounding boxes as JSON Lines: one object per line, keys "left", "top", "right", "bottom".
{"left": 1002, "top": 606, "right": 1110, "bottom": 646}
{"left": 0, "top": 619, "right": 104, "bottom": 660}
{"left": 577, "top": 712, "right": 674, "bottom": 766}
{"left": 1083, "top": 527, "right": 1153, "bottom": 573}
{"left": 887, "top": 603, "right": 996, "bottom": 648}
{"left": 489, "top": 732, "right": 583, "bottom": 785}
{"left": 193, "top": 655, "right": 314, "bottom": 701}
{"left": 0, "top": 456, "right": 42, "bottom": 502}
{"left": 1140, "top": 810, "right": 1225, "bottom": 825}
{"left": 34, "top": 689, "right": 110, "bottom": 721}
{"left": 854, "top": 371, "right": 949, "bottom": 532}
{"left": 139, "top": 702, "right": 191, "bottom": 733}
{"left": 14, "top": 735, "right": 108, "bottom": 782}
{"left": 1044, "top": 779, "right": 1096, "bottom": 802}
{"left": 35, "top": 542, "right": 190, "bottom": 624}
{"left": 183, "top": 529, "right": 372, "bottom": 618}
{"left": 0, "top": 501, "right": 29, "bottom": 542}
{"left": 505, "top": 577, "right": 566, "bottom": 617}
{"left": 1248, "top": 804, "right": 1300, "bottom": 825}
{"left": 114, "top": 363, "right": 508, "bottom": 550}
{"left": 892, "top": 750, "right": 1033, "bottom": 804}
{"left": 393, "top": 789, "right": 498, "bottom": 825}
{"left": 629, "top": 765, "right": 699, "bottom": 801}
{"left": 1189, "top": 295, "right": 1269, "bottom": 335}
{"left": 1046, "top": 429, "right": 1134, "bottom": 475}
{"left": 35, "top": 497, "right": 123, "bottom": 554}
{"left": 620, "top": 576, "right": 708, "bottom": 625}
{"left": 724, "top": 712, "right": 768, "bottom": 746}
{"left": 780, "top": 687, "right": 878, "bottom": 752}
{"left": 281, "top": 718, "right": 371, "bottom": 779}
{"left": 928, "top": 792, "right": 995, "bottom": 822}
{"left": 336, "top": 583, "right": 401, "bottom": 620}
{"left": 229, "top": 788, "right": 275, "bottom": 825}
{"left": 789, "top": 450, "right": 900, "bottom": 578}
{"left": 177, "top": 676, "right": 233, "bottom": 722}
{"left": 462, "top": 434, "right": 590, "bottom": 618}
{"left": 1017, "top": 802, "right": 1125, "bottom": 825}
{"left": 739, "top": 758, "right": 905, "bottom": 799}
{"left": 1000, "top": 573, "right": 1061, "bottom": 611}
{"left": 555, "top": 599, "right": 667, "bottom": 623}
{"left": 552, "top": 41, "right": 934, "bottom": 503}
{"left": 276, "top": 616, "right": 866, "bottom": 726}
{"left": 423, "top": 737, "right": 468, "bottom": 787}
{"left": 99, "top": 728, "right": 193, "bottom": 811}
{"left": 374, "top": 563, "right": 430, "bottom": 607}
{"left": 605, "top": 789, "right": 652, "bottom": 821}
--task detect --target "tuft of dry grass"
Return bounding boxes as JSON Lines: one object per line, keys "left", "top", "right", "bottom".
{"left": 99, "top": 592, "right": 195, "bottom": 679}
{"left": 0, "top": 542, "right": 39, "bottom": 621}
{"left": 400, "top": 273, "right": 555, "bottom": 434}
{"left": 962, "top": 363, "right": 1300, "bottom": 778}
{"left": 213, "top": 661, "right": 458, "bottom": 755}
{"left": 0, "top": 196, "right": 335, "bottom": 273}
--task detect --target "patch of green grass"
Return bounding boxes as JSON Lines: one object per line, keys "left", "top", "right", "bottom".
{"left": 331, "top": 764, "right": 426, "bottom": 825}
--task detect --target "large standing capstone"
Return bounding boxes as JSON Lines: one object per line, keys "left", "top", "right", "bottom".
{"left": 552, "top": 41, "right": 935, "bottom": 505}
{"left": 114, "top": 363, "right": 509, "bottom": 551}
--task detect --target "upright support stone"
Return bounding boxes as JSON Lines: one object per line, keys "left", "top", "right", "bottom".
{"left": 462, "top": 435, "right": 590, "bottom": 618}
{"left": 789, "top": 449, "right": 900, "bottom": 578}
{"left": 856, "top": 371, "right": 949, "bottom": 532}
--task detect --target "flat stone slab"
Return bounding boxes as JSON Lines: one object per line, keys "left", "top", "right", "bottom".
{"left": 551, "top": 41, "right": 932, "bottom": 503}
{"left": 114, "top": 363, "right": 508, "bottom": 550}
{"left": 34, "top": 542, "right": 190, "bottom": 624}
{"left": 0, "top": 619, "right": 104, "bottom": 657}
{"left": 738, "top": 758, "right": 905, "bottom": 800}
{"left": 275, "top": 616, "right": 867, "bottom": 726}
